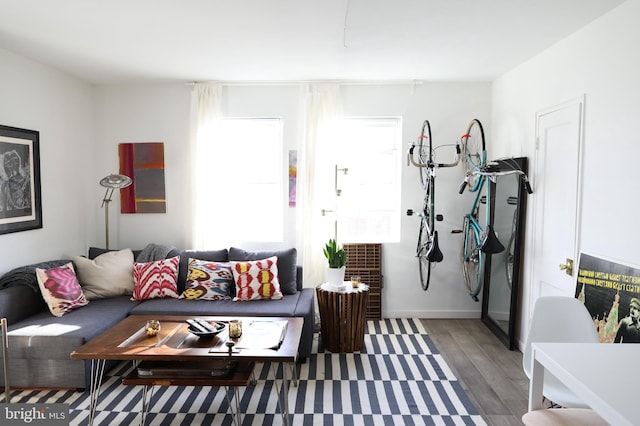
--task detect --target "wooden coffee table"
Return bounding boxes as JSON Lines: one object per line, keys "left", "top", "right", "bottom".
{"left": 71, "top": 315, "right": 303, "bottom": 426}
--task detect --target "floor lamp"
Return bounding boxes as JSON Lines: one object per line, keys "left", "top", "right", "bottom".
{"left": 100, "top": 174, "right": 132, "bottom": 249}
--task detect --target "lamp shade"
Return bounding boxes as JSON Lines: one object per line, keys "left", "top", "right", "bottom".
{"left": 99, "top": 174, "right": 132, "bottom": 189}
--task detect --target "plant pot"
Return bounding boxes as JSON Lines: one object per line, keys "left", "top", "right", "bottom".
{"left": 327, "top": 267, "right": 346, "bottom": 288}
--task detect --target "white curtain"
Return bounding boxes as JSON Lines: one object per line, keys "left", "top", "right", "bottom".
{"left": 297, "top": 83, "right": 342, "bottom": 287}
{"left": 189, "top": 82, "right": 222, "bottom": 249}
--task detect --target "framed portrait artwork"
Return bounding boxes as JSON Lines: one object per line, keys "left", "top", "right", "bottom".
{"left": 0, "top": 125, "right": 42, "bottom": 235}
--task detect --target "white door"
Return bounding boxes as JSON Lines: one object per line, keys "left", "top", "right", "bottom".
{"left": 531, "top": 96, "right": 585, "bottom": 303}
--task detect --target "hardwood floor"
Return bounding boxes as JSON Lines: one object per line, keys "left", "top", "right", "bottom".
{"left": 421, "top": 319, "right": 529, "bottom": 425}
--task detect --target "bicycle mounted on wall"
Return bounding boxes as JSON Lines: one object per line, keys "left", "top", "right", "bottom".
{"left": 457, "top": 119, "right": 533, "bottom": 301}
{"left": 408, "top": 118, "right": 533, "bottom": 302}
{"left": 407, "top": 120, "right": 460, "bottom": 291}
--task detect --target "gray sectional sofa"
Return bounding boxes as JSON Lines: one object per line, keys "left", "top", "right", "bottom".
{"left": 0, "top": 246, "right": 314, "bottom": 390}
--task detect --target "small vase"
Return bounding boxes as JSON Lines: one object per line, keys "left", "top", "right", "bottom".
{"left": 327, "top": 267, "right": 346, "bottom": 288}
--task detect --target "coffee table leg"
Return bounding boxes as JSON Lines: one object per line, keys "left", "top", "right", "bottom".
{"left": 88, "top": 359, "right": 106, "bottom": 426}
{"left": 283, "top": 363, "right": 290, "bottom": 426}
{"left": 290, "top": 363, "right": 298, "bottom": 387}
{"left": 224, "top": 386, "right": 242, "bottom": 426}
{"left": 139, "top": 385, "right": 155, "bottom": 426}
{"left": 270, "top": 362, "right": 291, "bottom": 426}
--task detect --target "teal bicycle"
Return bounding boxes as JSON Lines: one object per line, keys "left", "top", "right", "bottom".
{"left": 458, "top": 119, "right": 532, "bottom": 300}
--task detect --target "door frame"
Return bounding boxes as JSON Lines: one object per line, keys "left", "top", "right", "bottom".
{"left": 528, "top": 95, "right": 586, "bottom": 315}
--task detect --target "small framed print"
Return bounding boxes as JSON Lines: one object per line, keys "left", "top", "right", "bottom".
{"left": 0, "top": 125, "right": 42, "bottom": 235}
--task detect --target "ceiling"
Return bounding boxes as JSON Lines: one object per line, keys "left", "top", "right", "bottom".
{"left": 0, "top": 0, "right": 626, "bottom": 85}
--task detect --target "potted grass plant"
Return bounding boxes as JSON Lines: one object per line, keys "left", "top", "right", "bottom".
{"left": 324, "top": 239, "right": 348, "bottom": 288}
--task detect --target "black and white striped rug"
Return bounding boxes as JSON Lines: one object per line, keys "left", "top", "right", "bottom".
{"left": 10, "top": 319, "right": 485, "bottom": 425}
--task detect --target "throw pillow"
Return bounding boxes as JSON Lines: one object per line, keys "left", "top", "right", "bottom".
{"left": 35, "top": 262, "right": 89, "bottom": 317}
{"left": 230, "top": 256, "right": 284, "bottom": 301}
{"left": 179, "top": 259, "right": 232, "bottom": 300}
{"left": 228, "top": 247, "right": 297, "bottom": 295}
{"left": 73, "top": 248, "right": 135, "bottom": 300}
{"left": 176, "top": 249, "right": 229, "bottom": 293}
{"left": 131, "top": 256, "right": 180, "bottom": 300}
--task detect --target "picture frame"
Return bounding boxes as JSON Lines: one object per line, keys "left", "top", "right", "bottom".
{"left": 0, "top": 124, "right": 42, "bottom": 235}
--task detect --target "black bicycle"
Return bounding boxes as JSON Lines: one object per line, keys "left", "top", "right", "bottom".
{"left": 407, "top": 120, "right": 460, "bottom": 290}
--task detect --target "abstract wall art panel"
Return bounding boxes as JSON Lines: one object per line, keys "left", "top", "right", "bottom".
{"left": 118, "top": 142, "right": 166, "bottom": 214}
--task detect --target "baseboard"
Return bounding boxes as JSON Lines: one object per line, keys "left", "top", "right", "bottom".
{"left": 382, "top": 310, "right": 482, "bottom": 319}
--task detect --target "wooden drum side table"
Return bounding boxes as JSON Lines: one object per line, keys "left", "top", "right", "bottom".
{"left": 316, "top": 282, "right": 370, "bottom": 352}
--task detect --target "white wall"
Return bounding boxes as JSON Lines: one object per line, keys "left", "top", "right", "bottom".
{"left": 341, "top": 83, "right": 492, "bottom": 318}
{"left": 0, "top": 48, "right": 95, "bottom": 272}
{"left": 96, "top": 81, "right": 491, "bottom": 318}
{"left": 95, "top": 84, "right": 192, "bottom": 249}
{"left": 491, "top": 0, "right": 640, "bottom": 347}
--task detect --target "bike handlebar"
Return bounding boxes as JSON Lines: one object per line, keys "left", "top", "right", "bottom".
{"left": 407, "top": 142, "right": 461, "bottom": 169}
{"left": 458, "top": 179, "right": 468, "bottom": 194}
{"left": 522, "top": 176, "right": 533, "bottom": 194}
{"left": 458, "top": 166, "right": 534, "bottom": 194}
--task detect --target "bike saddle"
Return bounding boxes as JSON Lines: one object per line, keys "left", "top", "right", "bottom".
{"left": 426, "top": 231, "right": 444, "bottom": 262}
{"left": 480, "top": 225, "right": 505, "bottom": 254}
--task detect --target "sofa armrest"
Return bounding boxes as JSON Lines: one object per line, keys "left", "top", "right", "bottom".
{"left": 296, "top": 265, "right": 303, "bottom": 292}
{"left": 294, "top": 287, "right": 314, "bottom": 360}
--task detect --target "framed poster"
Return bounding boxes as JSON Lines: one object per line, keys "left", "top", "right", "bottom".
{"left": 576, "top": 252, "right": 640, "bottom": 343}
{"left": 0, "top": 125, "right": 42, "bottom": 235}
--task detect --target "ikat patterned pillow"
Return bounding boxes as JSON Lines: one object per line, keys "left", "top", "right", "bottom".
{"left": 131, "top": 256, "right": 180, "bottom": 300}
{"left": 35, "top": 262, "right": 89, "bottom": 317}
{"left": 179, "top": 259, "right": 232, "bottom": 300}
{"left": 230, "top": 256, "right": 284, "bottom": 301}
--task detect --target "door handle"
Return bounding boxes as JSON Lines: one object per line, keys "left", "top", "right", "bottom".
{"left": 559, "top": 258, "right": 574, "bottom": 276}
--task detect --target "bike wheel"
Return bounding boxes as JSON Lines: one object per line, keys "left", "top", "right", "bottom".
{"left": 417, "top": 219, "right": 433, "bottom": 291}
{"left": 461, "top": 119, "right": 486, "bottom": 191}
{"left": 461, "top": 216, "right": 484, "bottom": 301}
{"left": 418, "top": 120, "right": 432, "bottom": 189}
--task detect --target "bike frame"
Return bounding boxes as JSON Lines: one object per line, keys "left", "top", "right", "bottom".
{"left": 461, "top": 172, "right": 490, "bottom": 301}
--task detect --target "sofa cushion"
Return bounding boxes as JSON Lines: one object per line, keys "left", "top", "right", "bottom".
{"left": 129, "top": 293, "right": 303, "bottom": 317}
{"left": 73, "top": 248, "right": 135, "bottom": 300}
{"left": 35, "top": 262, "right": 89, "bottom": 317}
{"left": 179, "top": 259, "right": 232, "bottom": 300}
{"left": 230, "top": 256, "right": 284, "bottom": 301}
{"left": 89, "top": 246, "right": 144, "bottom": 260}
{"left": 132, "top": 256, "right": 180, "bottom": 300}
{"left": 6, "top": 296, "right": 139, "bottom": 360}
{"left": 229, "top": 247, "right": 297, "bottom": 295}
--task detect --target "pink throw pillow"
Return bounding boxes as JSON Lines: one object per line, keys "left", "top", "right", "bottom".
{"left": 35, "top": 262, "right": 89, "bottom": 317}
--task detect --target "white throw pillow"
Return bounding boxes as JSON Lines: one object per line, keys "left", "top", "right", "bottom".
{"left": 73, "top": 248, "right": 135, "bottom": 299}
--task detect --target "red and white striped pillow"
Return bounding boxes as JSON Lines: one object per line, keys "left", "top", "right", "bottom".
{"left": 131, "top": 256, "right": 180, "bottom": 300}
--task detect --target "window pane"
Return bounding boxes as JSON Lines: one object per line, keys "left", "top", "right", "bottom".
{"left": 197, "top": 118, "right": 283, "bottom": 245}
{"left": 332, "top": 117, "right": 402, "bottom": 243}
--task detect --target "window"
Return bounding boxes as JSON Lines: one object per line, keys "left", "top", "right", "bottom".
{"left": 195, "top": 118, "right": 283, "bottom": 246}
{"left": 324, "top": 118, "right": 402, "bottom": 243}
